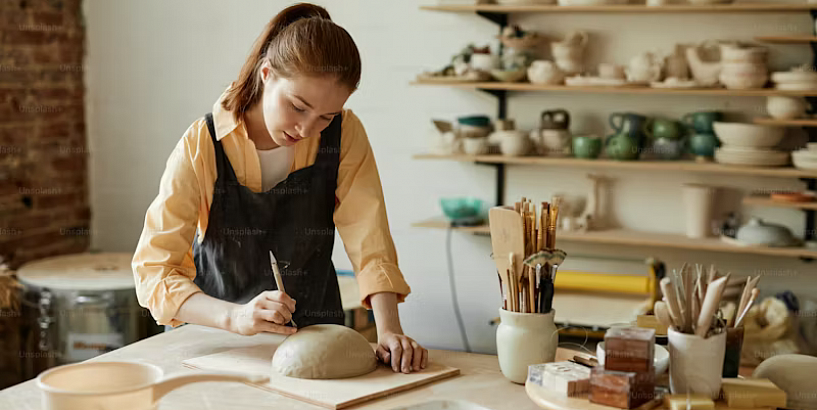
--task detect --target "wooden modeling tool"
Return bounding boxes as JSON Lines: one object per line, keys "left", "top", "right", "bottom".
{"left": 269, "top": 250, "right": 297, "bottom": 327}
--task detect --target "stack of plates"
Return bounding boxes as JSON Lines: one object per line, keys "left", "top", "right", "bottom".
{"left": 715, "top": 146, "right": 789, "bottom": 167}
{"left": 772, "top": 68, "right": 817, "bottom": 91}
{"left": 792, "top": 145, "right": 817, "bottom": 170}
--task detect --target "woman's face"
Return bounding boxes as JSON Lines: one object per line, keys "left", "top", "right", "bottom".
{"left": 259, "top": 63, "right": 352, "bottom": 147}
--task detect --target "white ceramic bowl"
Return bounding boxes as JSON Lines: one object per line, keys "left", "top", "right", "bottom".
{"left": 718, "top": 146, "right": 789, "bottom": 161}
{"left": 793, "top": 153, "right": 817, "bottom": 170}
{"left": 713, "top": 122, "right": 785, "bottom": 148}
{"left": 721, "top": 62, "right": 768, "bottom": 76}
{"left": 596, "top": 342, "right": 670, "bottom": 375}
{"left": 720, "top": 72, "right": 768, "bottom": 89}
{"left": 715, "top": 149, "right": 789, "bottom": 167}
{"left": 490, "top": 68, "right": 527, "bottom": 83}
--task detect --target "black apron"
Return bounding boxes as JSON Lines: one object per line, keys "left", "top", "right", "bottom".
{"left": 192, "top": 113, "right": 345, "bottom": 328}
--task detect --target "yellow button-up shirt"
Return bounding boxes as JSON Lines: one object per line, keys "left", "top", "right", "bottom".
{"left": 132, "top": 89, "right": 411, "bottom": 327}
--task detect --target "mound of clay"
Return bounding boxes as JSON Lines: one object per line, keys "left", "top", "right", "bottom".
{"left": 271, "top": 324, "right": 377, "bottom": 379}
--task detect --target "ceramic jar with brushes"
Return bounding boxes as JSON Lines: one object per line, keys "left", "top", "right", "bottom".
{"left": 490, "top": 198, "right": 565, "bottom": 384}
{"left": 653, "top": 264, "right": 758, "bottom": 398}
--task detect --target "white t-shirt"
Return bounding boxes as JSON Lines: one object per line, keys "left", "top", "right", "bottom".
{"left": 256, "top": 146, "right": 294, "bottom": 191}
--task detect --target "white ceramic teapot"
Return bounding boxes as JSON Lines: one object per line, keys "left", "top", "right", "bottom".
{"left": 626, "top": 51, "right": 663, "bottom": 83}
{"left": 527, "top": 60, "right": 565, "bottom": 85}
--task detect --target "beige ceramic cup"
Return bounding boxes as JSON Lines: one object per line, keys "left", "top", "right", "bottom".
{"left": 668, "top": 328, "right": 727, "bottom": 398}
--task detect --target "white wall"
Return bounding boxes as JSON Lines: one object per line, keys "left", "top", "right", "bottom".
{"left": 86, "top": 0, "right": 817, "bottom": 353}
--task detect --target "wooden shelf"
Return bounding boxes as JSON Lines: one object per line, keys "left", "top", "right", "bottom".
{"left": 411, "top": 80, "right": 817, "bottom": 97}
{"left": 420, "top": 3, "right": 817, "bottom": 14}
{"left": 415, "top": 153, "right": 817, "bottom": 178}
{"left": 755, "top": 36, "right": 817, "bottom": 44}
{"left": 743, "top": 195, "right": 817, "bottom": 210}
{"left": 754, "top": 117, "right": 817, "bottom": 127}
{"left": 413, "top": 218, "right": 817, "bottom": 259}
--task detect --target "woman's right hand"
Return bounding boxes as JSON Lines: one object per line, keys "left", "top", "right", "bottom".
{"left": 229, "top": 291, "right": 297, "bottom": 336}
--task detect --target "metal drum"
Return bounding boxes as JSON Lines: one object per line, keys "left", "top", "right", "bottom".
{"left": 16, "top": 253, "right": 151, "bottom": 377}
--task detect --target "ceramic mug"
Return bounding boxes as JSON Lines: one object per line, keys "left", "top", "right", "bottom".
{"left": 682, "top": 111, "right": 723, "bottom": 134}
{"left": 645, "top": 118, "right": 684, "bottom": 140}
{"left": 605, "top": 132, "right": 641, "bottom": 161}
{"left": 573, "top": 135, "right": 602, "bottom": 159}
{"left": 469, "top": 53, "right": 499, "bottom": 72}
{"left": 37, "top": 361, "right": 266, "bottom": 410}
{"left": 462, "top": 137, "right": 489, "bottom": 155}
{"left": 496, "top": 308, "right": 558, "bottom": 384}
{"left": 668, "top": 328, "right": 726, "bottom": 398}
{"left": 688, "top": 132, "right": 720, "bottom": 160}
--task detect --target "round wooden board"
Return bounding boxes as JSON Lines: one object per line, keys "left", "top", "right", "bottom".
{"left": 525, "top": 380, "right": 665, "bottom": 410}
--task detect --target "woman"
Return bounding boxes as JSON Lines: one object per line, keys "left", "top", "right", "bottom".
{"left": 132, "top": 3, "right": 427, "bottom": 374}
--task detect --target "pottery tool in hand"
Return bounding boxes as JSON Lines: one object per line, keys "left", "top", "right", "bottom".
{"left": 269, "top": 250, "right": 296, "bottom": 327}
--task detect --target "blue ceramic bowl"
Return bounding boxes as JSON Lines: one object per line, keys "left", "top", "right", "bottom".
{"left": 457, "top": 115, "right": 491, "bottom": 128}
{"left": 440, "top": 197, "right": 485, "bottom": 225}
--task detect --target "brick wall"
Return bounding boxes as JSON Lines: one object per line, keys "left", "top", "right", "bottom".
{"left": 0, "top": 0, "right": 89, "bottom": 269}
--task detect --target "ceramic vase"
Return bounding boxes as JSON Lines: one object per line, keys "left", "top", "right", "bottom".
{"left": 682, "top": 184, "right": 717, "bottom": 238}
{"left": 669, "top": 328, "right": 726, "bottom": 398}
{"left": 496, "top": 308, "right": 558, "bottom": 384}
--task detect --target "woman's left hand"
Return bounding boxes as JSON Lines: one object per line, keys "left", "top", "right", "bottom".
{"left": 376, "top": 331, "right": 428, "bottom": 373}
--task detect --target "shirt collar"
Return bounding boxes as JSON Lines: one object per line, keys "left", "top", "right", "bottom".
{"left": 212, "top": 84, "right": 244, "bottom": 141}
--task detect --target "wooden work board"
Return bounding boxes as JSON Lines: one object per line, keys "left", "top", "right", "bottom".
{"left": 182, "top": 343, "right": 460, "bottom": 409}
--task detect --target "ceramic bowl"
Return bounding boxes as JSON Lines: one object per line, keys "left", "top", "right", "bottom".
{"left": 457, "top": 115, "right": 491, "bottom": 128}
{"left": 718, "top": 146, "right": 789, "bottom": 161}
{"left": 713, "top": 122, "right": 785, "bottom": 148}
{"left": 720, "top": 72, "right": 768, "bottom": 89}
{"left": 596, "top": 342, "right": 670, "bottom": 375}
{"left": 462, "top": 137, "right": 489, "bottom": 156}
{"left": 440, "top": 197, "right": 485, "bottom": 225}
{"left": 793, "top": 153, "right": 817, "bottom": 170}
{"left": 490, "top": 68, "right": 527, "bottom": 83}
{"left": 721, "top": 63, "right": 768, "bottom": 76}
{"left": 458, "top": 124, "right": 492, "bottom": 139}
{"left": 767, "top": 96, "right": 809, "bottom": 120}
{"left": 736, "top": 217, "right": 798, "bottom": 247}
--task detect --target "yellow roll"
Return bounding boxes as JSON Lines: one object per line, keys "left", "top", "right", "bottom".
{"left": 553, "top": 271, "right": 650, "bottom": 295}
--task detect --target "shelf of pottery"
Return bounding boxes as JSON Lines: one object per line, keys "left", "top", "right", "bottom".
{"left": 412, "top": 1, "right": 817, "bottom": 259}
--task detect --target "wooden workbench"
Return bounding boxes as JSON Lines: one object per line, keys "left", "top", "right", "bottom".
{"left": 0, "top": 324, "right": 542, "bottom": 410}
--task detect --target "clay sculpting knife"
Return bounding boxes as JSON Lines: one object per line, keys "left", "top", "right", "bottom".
{"left": 269, "top": 250, "right": 297, "bottom": 327}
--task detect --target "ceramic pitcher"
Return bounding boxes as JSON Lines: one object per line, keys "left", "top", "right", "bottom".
{"left": 609, "top": 112, "right": 648, "bottom": 144}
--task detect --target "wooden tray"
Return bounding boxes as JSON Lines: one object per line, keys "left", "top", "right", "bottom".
{"left": 183, "top": 343, "right": 460, "bottom": 409}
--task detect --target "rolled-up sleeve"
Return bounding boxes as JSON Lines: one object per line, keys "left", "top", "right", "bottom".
{"left": 132, "top": 125, "right": 203, "bottom": 327}
{"left": 334, "top": 110, "right": 411, "bottom": 309}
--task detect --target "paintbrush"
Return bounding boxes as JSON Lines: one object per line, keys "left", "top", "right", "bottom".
{"left": 269, "top": 250, "right": 297, "bottom": 327}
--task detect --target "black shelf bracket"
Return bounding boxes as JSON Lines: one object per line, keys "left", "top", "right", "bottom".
{"left": 476, "top": 11, "right": 508, "bottom": 27}
{"left": 476, "top": 89, "right": 508, "bottom": 119}
{"left": 476, "top": 162, "right": 506, "bottom": 206}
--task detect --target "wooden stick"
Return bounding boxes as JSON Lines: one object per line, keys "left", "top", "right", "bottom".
{"left": 660, "top": 278, "right": 684, "bottom": 331}
{"left": 736, "top": 276, "right": 752, "bottom": 322}
{"left": 695, "top": 275, "right": 729, "bottom": 337}
{"left": 528, "top": 266, "right": 536, "bottom": 313}
{"left": 734, "top": 288, "right": 759, "bottom": 328}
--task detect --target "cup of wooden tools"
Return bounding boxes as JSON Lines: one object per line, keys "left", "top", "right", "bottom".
{"left": 490, "top": 197, "right": 565, "bottom": 384}
{"left": 653, "top": 264, "right": 759, "bottom": 398}
{"left": 722, "top": 274, "right": 759, "bottom": 377}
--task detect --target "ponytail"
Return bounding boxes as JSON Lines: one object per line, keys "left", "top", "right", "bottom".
{"left": 221, "top": 3, "right": 360, "bottom": 121}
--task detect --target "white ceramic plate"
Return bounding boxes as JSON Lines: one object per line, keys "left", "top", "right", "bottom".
{"left": 651, "top": 80, "right": 701, "bottom": 89}
{"left": 715, "top": 149, "right": 789, "bottom": 167}
{"left": 775, "top": 82, "right": 817, "bottom": 91}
